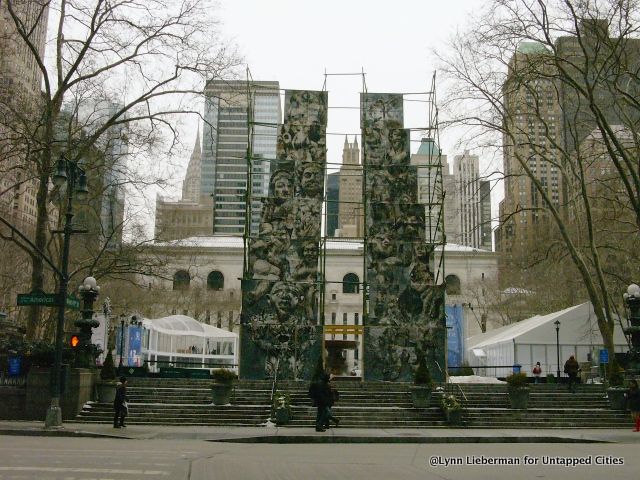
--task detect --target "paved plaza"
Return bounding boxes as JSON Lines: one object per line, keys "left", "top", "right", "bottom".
{"left": 1, "top": 422, "right": 640, "bottom": 479}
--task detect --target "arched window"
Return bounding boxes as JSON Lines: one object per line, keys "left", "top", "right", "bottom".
{"left": 173, "top": 270, "right": 190, "bottom": 290}
{"left": 207, "top": 271, "right": 224, "bottom": 291}
{"left": 445, "top": 274, "right": 461, "bottom": 295}
{"left": 343, "top": 273, "right": 360, "bottom": 294}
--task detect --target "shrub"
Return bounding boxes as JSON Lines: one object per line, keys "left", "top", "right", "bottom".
{"left": 100, "top": 351, "right": 117, "bottom": 381}
{"left": 506, "top": 372, "right": 528, "bottom": 388}
{"left": 449, "top": 362, "right": 474, "bottom": 376}
{"left": 273, "top": 390, "right": 291, "bottom": 412}
{"left": 441, "top": 393, "right": 462, "bottom": 412}
{"left": 212, "top": 368, "right": 237, "bottom": 384}
{"left": 546, "top": 373, "right": 556, "bottom": 383}
{"left": 414, "top": 357, "right": 433, "bottom": 386}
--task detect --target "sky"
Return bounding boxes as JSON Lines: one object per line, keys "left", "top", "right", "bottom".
{"left": 160, "top": 0, "right": 497, "bottom": 223}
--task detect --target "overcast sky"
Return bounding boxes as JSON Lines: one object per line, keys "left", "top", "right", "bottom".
{"left": 164, "top": 0, "right": 498, "bottom": 220}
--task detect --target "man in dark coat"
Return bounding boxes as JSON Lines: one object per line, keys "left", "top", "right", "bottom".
{"left": 308, "top": 373, "right": 331, "bottom": 432}
{"left": 563, "top": 355, "right": 580, "bottom": 393}
{"left": 113, "top": 376, "right": 128, "bottom": 428}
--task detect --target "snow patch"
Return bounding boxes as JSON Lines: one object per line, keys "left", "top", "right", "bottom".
{"left": 448, "top": 375, "right": 506, "bottom": 384}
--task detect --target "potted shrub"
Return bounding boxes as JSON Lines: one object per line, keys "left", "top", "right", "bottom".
{"left": 441, "top": 393, "right": 463, "bottom": 426}
{"left": 97, "top": 350, "right": 118, "bottom": 403}
{"left": 211, "top": 368, "right": 237, "bottom": 405}
{"left": 506, "top": 372, "right": 530, "bottom": 409}
{"left": 410, "top": 357, "right": 433, "bottom": 408}
{"left": 273, "top": 390, "right": 292, "bottom": 425}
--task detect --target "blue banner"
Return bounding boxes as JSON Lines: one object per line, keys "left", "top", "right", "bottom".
{"left": 128, "top": 326, "right": 142, "bottom": 367}
{"left": 446, "top": 305, "right": 464, "bottom": 369}
{"left": 8, "top": 356, "right": 22, "bottom": 376}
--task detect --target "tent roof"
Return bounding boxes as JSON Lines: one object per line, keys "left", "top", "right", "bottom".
{"left": 141, "top": 314, "right": 237, "bottom": 339}
{"left": 467, "top": 303, "right": 590, "bottom": 349}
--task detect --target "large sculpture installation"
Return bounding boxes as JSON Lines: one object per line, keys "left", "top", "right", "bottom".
{"left": 240, "top": 90, "right": 327, "bottom": 380}
{"left": 361, "top": 93, "right": 446, "bottom": 382}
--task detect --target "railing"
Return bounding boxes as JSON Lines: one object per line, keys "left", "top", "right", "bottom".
{"left": 0, "top": 373, "right": 26, "bottom": 387}
{"left": 448, "top": 364, "right": 523, "bottom": 379}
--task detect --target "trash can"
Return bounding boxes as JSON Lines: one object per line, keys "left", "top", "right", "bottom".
{"left": 512, "top": 364, "right": 522, "bottom": 374}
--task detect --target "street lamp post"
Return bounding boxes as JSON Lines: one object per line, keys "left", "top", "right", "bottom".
{"left": 554, "top": 320, "right": 561, "bottom": 381}
{"left": 75, "top": 277, "right": 100, "bottom": 367}
{"left": 45, "top": 156, "right": 89, "bottom": 428}
{"left": 118, "top": 316, "right": 126, "bottom": 374}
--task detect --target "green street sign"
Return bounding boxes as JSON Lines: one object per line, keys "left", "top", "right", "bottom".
{"left": 66, "top": 295, "right": 80, "bottom": 310}
{"left": 17, "top": 293, "right": 58, "bottom": 307}
{"left": 17, "top": 293, "right": 80, "bottom": 310}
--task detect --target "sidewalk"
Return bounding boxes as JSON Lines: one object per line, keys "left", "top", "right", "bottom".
{"left": 2, "top": 420, "right": 640, "bottom": 444}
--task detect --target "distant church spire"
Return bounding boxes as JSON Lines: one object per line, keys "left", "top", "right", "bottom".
{"left": 192, "top": 125, "right": 201, "bottom": 156}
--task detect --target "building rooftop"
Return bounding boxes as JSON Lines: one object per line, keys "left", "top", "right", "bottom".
{"left": 416, "top": 137, "right": 441, "bottom": 156}
{"left": 153, "top": 236, "right": 492, "bottom": 253}
{"left": 517, "top": 41, "right": 550, "bottom": 55}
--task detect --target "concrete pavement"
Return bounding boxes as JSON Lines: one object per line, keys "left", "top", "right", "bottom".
{"left": 1, "top": 420, "right": 640, "bottom": 444}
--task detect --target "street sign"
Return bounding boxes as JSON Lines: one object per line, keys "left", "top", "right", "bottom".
{"left": 17, "top": 293, "right": 80, "bottom": 310}
{"left": 17, "top": 293, "right": 58, "bottom": 307}
{"left": 65, "top": 295, "right": 80, "bottom": 309}
{"left": 599, "top": 348, "right": 609, "bottom": 364}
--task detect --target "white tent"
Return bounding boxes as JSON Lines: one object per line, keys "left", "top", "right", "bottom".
{"left": 466, "top": 303, "right": 628, "bottom": 377}
{"left": 141, "top": 315, "right": 239, "bottom": 372}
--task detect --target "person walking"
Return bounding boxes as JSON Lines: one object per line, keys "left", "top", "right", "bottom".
{"left": 532, "top": 362, "right": 542, "bottom": 384}
{"left": 324, "top": 376, "right": 340, "bottom": 428}
{"left": 626, "top": 379, "right": 640, "bottom": 432}
{"left": 113, "top": 376, "right": 128, "bottom": 428}
{"left": 308, "top": 373, "right": 332, "bottom": 432}
{"left": 563, "top": 355, "right": 580, "bottom": 393}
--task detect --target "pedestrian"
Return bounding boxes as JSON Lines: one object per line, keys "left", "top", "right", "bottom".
{"left": 532, "top": 362, "right": 542, "bottom": 384}
{"left": 563, "top": 355, "right": 580, "bottom": 393}
{"left": 113, "top": 376, "right": 128, "bottom": 428}
{"left": 324, "top": 375, "right": 340, "bottom": 428}
{"left": 626, "top": 379, "right": 640, "bottom": 432}
{"left": 308, "top": 373, "right": 331, "bottom": 432}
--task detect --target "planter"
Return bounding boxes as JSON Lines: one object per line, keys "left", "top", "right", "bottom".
{"left": 607, "top": 387, "right": 627, "bottom": 410}
{"left": 410, "top": 385, "right": 432, "bottom": 408}
{"left": 274, "top": 407, "right": 291, "bottom": 425}
{"left": 446, "top": 409, "right": 463, "bottom": 426}
{"left": 507, "top": 386, "right": 530, "bottom": 409}
{"left": 211, "top": 382, "right": 234, "bottom": 405}
{"left": 97, "top": 381, "right": 117, "bottom": 404}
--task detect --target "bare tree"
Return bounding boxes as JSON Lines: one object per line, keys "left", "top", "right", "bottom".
{"left": 437, "top": 0, "right": 640, "bottom": 382}
{"left": 0, "top": 0, "right": 240, "bottom": 339}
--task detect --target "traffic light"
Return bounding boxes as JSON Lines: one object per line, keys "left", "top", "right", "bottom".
{"left": 70, "top": 334, "right": 80, "bottom": 348}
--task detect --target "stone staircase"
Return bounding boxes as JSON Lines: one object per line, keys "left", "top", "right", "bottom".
{"left": 74, "top": 378, "right": 446, "bottom": 427}
{"left": 453, "top": 383, "right": 632, "bottom": 428}
{"left": 73, "top": 379, "right": 632, "bottom": 429}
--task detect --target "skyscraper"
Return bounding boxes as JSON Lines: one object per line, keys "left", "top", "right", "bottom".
{"left": 453, "top": 151, "right": 492, "bottom": 250}
{"left": 326, "top": 172, "right": 339, "bottom": 237}
{"left": 337, "top": 136, "right": 363, "bottom": 237}
{"left": 495, "top": 42, "right": 563, "bottom": 255}
{"left": 496, "top": 19, "right": 640, "bottom": 255}
{"left": 203, "top": 80, "right": 280, "bottom": 235}
{"left": 0, "top": 0, "right": 50, "bottom": 235}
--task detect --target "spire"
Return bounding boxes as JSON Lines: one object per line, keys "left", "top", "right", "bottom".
{"left": 353, "top": 135, "right": 358, "bottom": 149}
{"left": 191, "top": 125, "right": 201, "bottom": 156}
{"left": 344, "top": 135, "right": 349, "bottom": 148}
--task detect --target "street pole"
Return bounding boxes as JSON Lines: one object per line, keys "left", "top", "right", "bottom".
{"left": 44, "top": 178, "right": 74, "bottom": 428}
{"left": 44, "top": 157, "right": 88, "bottom": 428}
{"left": 555, "top": 320, "right": 561, "bottom": 381}
{"left": 118, "top": 318, "right": 125, "bottom": 373}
